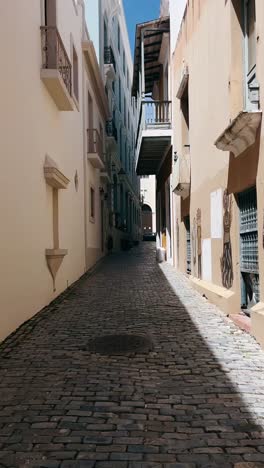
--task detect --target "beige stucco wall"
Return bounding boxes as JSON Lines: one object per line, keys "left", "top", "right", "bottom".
{"left": 0, "top": 0, "right": 87, "bottom": 341}
{"left": 171, "top": 0, "right": 264, "bottom": 318}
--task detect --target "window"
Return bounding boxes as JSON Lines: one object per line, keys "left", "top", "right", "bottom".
{"left": 119, "top": 77, "right": 121, "bottom": 112}
{"left": 88, "top": 92, "right": 93, "bottom": 128}
{"left": 90, "top": 187, "right": 95, "bottom": 220}
{"left": 99, "top": 123, "right": 104, "bottom": 152}
{"left": 119, "top": 127, "right": 122, "bottom": 163}
{"left": 123, "top": 51, "right": 126, "bottom": 75}
{"left": 104, "top": 19, "right": 108, "bottom": 48}
{"left": 245, "top": 0, "right": 256, "bottom": 74}
{"left": 44, "top": 0, "right": 56, "bottom": 26}
{"left": 181, "top": 84, "right": 190, "bottom": 147}
{"left": 117, "top": 23, "right": 120, "bottom": 53}
{"left": 124, "top": 139, "right": 127, "bottom": 171}
{"left": 72, "top": 45, "right": 79, "bottom": 101}
{"left": 243, "top": 0, "right": 258, "bottom": 109}
{"left": 124, "top": 97, "right": 126, "bottom": 126}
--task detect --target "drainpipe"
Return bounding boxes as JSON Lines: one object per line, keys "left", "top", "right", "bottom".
{"left": 141, "top": 30, "right": 145, "bottom": 99}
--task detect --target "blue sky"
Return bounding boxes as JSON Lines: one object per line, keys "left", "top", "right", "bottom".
{"left": 123, "top": 0, "right": 160, "bottom": 55}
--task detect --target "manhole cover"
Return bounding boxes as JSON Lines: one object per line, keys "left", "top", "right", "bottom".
{"left": 88, "top": 334, "right": 153, "bottom": 355}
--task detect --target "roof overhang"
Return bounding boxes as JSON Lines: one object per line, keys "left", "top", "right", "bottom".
{"left": 132, "top": 16, "right": 170, "bottom": 97}
{"left": 136, "top": 130, "right": 172, "bottom": 175}
{"left": 215, "top": 110, "right": 262, "bottom": 157}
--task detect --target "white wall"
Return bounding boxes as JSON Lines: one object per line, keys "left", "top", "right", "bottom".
{"left": 0, "top": 0, "right": 86, "bottom": 341}
{"left": 169, "top": 0, "right": 187, "bottom": 55}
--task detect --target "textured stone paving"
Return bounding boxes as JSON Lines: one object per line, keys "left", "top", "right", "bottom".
{"left": 1, "top": 243, "right": 264, "bottom": 467}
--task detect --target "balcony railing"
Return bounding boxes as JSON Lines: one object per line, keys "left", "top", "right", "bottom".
{"left": 104, "top": 46, "right": 116, "bottom": 72}
{"left": 106, "top": 119, "right": 118, "bottom": 142}
{"left": 136, "top": 100, "right": 172, "bottom": 146}
{"left": 40, "top": 26, "right": 72, "bottom": 96}
{"left": 87, "top": 129, "right": 104, "bottom": 160}
{"left": 141, "top": 100, "right": 171, "bottom": 127}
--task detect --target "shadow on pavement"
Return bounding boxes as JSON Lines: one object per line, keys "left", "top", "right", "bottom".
{"left": 0, "top": 243, "right": 264, "bottom": 467}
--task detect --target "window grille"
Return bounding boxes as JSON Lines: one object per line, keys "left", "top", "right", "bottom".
{"left": 238, "top": 186, "right": 259, "bottom": 306}
{"left": 184, "top": 216, "right": 191, "bottom": 274}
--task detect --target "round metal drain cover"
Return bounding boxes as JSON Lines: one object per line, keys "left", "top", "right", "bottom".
{"left": 88, "top": 334, "right": 153, "bottom": 355}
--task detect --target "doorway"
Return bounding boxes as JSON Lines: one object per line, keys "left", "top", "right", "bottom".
{"left": 142, "top": 204, "right": 153, "bottom": 234}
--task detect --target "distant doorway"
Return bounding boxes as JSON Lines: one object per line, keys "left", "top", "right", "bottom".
{"left": 142, "top": 204, "right": 153, "bottom": 234}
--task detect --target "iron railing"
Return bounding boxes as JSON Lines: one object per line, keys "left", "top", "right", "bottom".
{"left": 40, "top": 26, "right": 72, "bottom": 96}
{"left": 106, "top": 119, "right": 118, "bottom": 141}
{"left": 104, "top": 46, "right": 116, "bottom": 71}
{"left": 87, "top": 129, "right": 104, "bottom": 162}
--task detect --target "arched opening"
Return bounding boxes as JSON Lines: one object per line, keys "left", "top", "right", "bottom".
{"left": 142, "top": 204, "right": 153, "bottom": 234}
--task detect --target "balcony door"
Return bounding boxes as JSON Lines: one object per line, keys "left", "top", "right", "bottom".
{"left": 44, "top": 0, "right": 57, "bottom": 69}
{"left": 44, "top": 0, "right": 56, "bottom": 26}
{"left": 88, "top": 92, "right": 93, "bottom": 129}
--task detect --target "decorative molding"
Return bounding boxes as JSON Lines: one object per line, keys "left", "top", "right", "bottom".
{"left": 44, "top": 156, "right": 69, "bottom": 290}
{"left": 176, "top": 64, "right": 189, "bottom": 99}
{"left": 45, "top": 249, "right": 68, "bottom": 291}
{"left": 44, "top": 156, "right": 70, "bottom": 189}
{"left": 215, "top": 111, "right": 262, "bottom": 157}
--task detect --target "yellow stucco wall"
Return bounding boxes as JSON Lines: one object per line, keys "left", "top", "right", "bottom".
{"left": 171, "top": 0, "right": 264, "bottom": 318}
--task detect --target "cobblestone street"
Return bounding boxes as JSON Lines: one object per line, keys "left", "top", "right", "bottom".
{"left": 1, "top": 243, "right": 264, "bottom": 467}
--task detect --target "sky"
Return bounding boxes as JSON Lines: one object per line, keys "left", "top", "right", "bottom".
{"left": 123, "top": 0, "right": 160, "bottom": 56}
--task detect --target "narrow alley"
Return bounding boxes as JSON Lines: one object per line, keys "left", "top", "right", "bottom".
{"left": 1, "top": 244, "right": 264, "bottom": 468}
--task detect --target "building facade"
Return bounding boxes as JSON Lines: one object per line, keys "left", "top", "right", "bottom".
{"left": 132, "top": 13, "right": 172, "bottom": 260}
{"left": 132, "top": 0, "right": 264, "bottom": 349}
{"left": 86, "top": 0, "right": 141, "bottom": 250}
{"left": 0, "top": 0, "right": 140, "bottom": 343}
{"left": 170, "top": 0, "right": 264, "bottom": 347}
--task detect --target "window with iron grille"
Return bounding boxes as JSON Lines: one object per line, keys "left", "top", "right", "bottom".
{"left": 238, "top": 186, "right": 259, "bottom": 308}
{"left": 184, "top": 216, "right": 191, "bottom": 274}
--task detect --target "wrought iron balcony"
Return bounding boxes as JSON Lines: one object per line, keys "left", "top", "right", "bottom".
{"left": 104, "top": 46, "right": 116, "bottom": 71}
{"left": 106, "top": 119, "right": 118, "bottom": 142}
{"left": 87, "top": 129, "right": 105, "bottom": 169}
{"left": 40, "top": 26, "right": 73, "bottom": 110}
